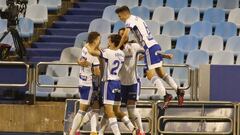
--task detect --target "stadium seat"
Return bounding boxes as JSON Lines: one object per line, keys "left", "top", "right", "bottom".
{"left": 36, "top": 75, "right": 55, "bottom": 97}
{"left": 152, "top": 6, "right": 175, "bottom": 26}
{"left": 200, "top": 35, "right": 223, "bottom": 55}
{"left": 228, "top": 8, "right": 240, "bottom": 28}
{"left": 191, "top": 0, "right": 213, "bottom": 12}
{"left": 116, "top": 0, "right": 138, "bottom": 8}
{"left": 25, "top": 5, "right": 48, "bottom": 24}
{"left": 88, "top": 18, "right": 111, "bottom": 34}
{"left": 131, "top": 6, "right": 150, "bottom": 20}
{"left": 0, "top": 0, "right": 7, "bottom": 10}
{"left": 164, "top": 49, "right": 185, "bottom": 64}
{"left": 46, "top": 62, "right": 69, "bottom": 81}
{"left": 236, "top": 55, "right": 240, "bottom": 64}
{"left": 0, "top": 19, "right": 7, "bottom": 34}
{"left": 74, "top": 32, "right": 88, "bottom": 48}
{"left": 70, "top": 66, "right": 80, "bottom": 77}
{"left": 27, "top": 0, "right": 38, "bottom": 5}
{"left": 102, "top": 5, "right": 119, "bottom": 24}
{"left": 190, "top": 21, "right": 213, "bottom": 40}
{"left": 216, "top": 0, "right": 238, "bottom": 12}
{"left": 60, "top": 47, "right": 82, "bottom": 63}
{"left": 39, "top": 0, "right": 62, "bottom": 10}
{"left": 186, "top": 50, "right": 209, "bottom": 69}
{"left": 177, "top": 7, "right": 200, "bottom": 26}
{"left": 203, "top": 8, "right": 225, "bottom": 25}
{"left": 113, "top": 21, "right": 125, "bottom": 33}
{"left": 166, "top": 0, "right": 188, "bottom": 12}
{"left": 100, "top": 33, "right": 109, "bottom": 49}
{"left": 176, "top": 35, "right": 199, "bottom": 54}
{"left": 0, "top": 33, "right": 15, "bottom": 50}
{"left": 215, "top": 22, "right": 237, "bottom": 41}
{"left": 145, "top": 20, "right": 160, "bottom": 36}
{"left": 154, "top": 35, "right": 172, "bottom": 51}
{"left": 141, "top": 0, "right": 163, "bottom": 11}
{"left": 162, "top": 21, "right": 185, "bottom": 40}
{"left": 225, "top": 36, "right": 240, "bottom": 55}
{"left": 51, "top": 77, "right": 79, "bottom": 98}
{"left": 211, "top": 51, "right": 234, "bottom": 65}
{"left": 17, "top": 18, "right": 34, "bottom": 38}
{"left": 172, "top": 68, "right": 188, "bottom": 86}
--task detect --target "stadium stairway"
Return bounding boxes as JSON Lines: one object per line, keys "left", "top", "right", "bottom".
{"left": 27, "top": 0, "right": 116, "bottom": 62}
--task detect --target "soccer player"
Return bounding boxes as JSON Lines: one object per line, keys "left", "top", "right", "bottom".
{"left": 86, "top": 34, "right": 136, "bottom": 135}
{"left": 115, "top": 6, "right": 185, "bottom": 108}
{"left": 69, "top": 32, "right": 101, "bottom": 135}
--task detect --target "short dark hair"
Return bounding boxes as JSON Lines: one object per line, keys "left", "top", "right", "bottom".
{"left": 108, "top": 34, "right": 121, "bottom": 47}
{"left": 115, "top": 6, "right": 130, "bottom": 14}
{"left": 87, "top": 32, "right": 100, "bottom": 44}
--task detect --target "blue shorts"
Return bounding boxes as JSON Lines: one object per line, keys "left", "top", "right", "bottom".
{"left": 79, "top": 86, "right": 93, "bottom": 105}
{"left": 101, "top": 80, "right": 121, "bottom": 105}
{"left": 144, "top": 44, "right": 163, "bottom": 70}
{"left": 121, "top": 79, "right": 141, "bottom": 104}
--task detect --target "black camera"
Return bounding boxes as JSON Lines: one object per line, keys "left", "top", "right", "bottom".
{"left": 0, "top": 0, "right": 28, "bottom": 27}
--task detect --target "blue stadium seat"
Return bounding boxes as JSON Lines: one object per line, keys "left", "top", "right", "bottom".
{"left": 0, "top": 19, "right": 7, "bottom": 34}
{"left": 214, "top": 22, "right": 237, "bottom": 41}
{"left": 116, "top": 0, "right": 138, "bottom": 8}
{"left": 36, "top": 75, "right": 55, "bottom": 97}
{"left": 113, "top": 20, "right": 125, "bottom": 33}
{"left": 74, "top": 32, "right": 88, "bottom": 48}
{"left": 141, "top": 0, "right": 163, "bottom": 11}
{"left": 0, "top": 0, "right": 7, "bottom": 10}
{"left": 162, "top": 21, "right": 185, "bottom": 40}
{"left": 200, "top": 35, "right": 223, "bottom": 55}
{"left": 27, "top": 0, "right": 37, "bottom": 5}
{"left": 102, "top": 5, "right": 119, "bottom": 24}
{"left": 177, "top": 7, "right": 200, "bottom": 26}
{"left": 131, "top": 6, "right": 150, "bottom": 20}
{"left": 191, "top": 0, "right": 213, "bottom": 12}
{"left": 152, "top": 6, "right": 175, "bottom": 26}
{"left": 38, "top": 0, "right": 62, "bottom": 10}
{"left": 100, "top": 33, "right": 110, "bottom": 49}
{"left": 154, "top": 35, "right": 172, "bottom": 51}
{"left": 145, "top": 20, "right": 160, "bottom": 36}
{"left": 88, "top": 18, "right": 111, "bottom": 34}
{"left": 186, "top": 50, "right": 209, "bottom": 69}
{"left": 225, "top": 36, "right": 240, "bottom": 55}
{"left": 228, "top": 8, "right": 240, "bottom": 28}
{"left": 190, "top": 21, "right": 213, "bottom": 40}
{"left": 236, "top": 55, "right": 240, "bottom": 64}
{"left": 203, "top": 8, "right": 225, "bottom": 25}
{"left": 46, "top": 63, "right": 69, "bottom": 81}
{"left": 176, "top": 35, "right": 199, "bottom": 54}
{"left": 211, "top": 51, "right": 234, "bottom": 65}
{"left": 25, "top": 5, "right": 48, "bottom": 24}
{"left": 164, "top": 49, "right": 185, "bottom": 64}
{"left": 17, "top": 18, "right": 34, "bottom": 38}
{"left": 166, "top": 0, "right": 188, "bottom": 12}
{"left": 216, "top": 0, "right": 238, "bottom": 12}
{"left": 60, "top": 47, "right": 82, "bottom": 63}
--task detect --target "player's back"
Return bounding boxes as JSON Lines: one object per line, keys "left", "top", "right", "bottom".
{"left": 101, "top": 48, "right": 125, "bottom": 81}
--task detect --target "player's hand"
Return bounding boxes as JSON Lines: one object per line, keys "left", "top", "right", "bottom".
{"left": 164, "top": 54, "right": 173, "bottom": 59}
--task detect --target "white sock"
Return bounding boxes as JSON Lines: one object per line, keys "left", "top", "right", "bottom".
{"left": 91, "top": 111, "right": 99, "bottom": 132}
{"left": 99, "top": 115, "right": 109, "bottom": 135}
{"left": 122, "top": 115, "right": 135, "bottom": 132}
{"left": 151, "top": 76, "right": 167, "bottom": 96}
{"left": 127, "top": 105, "right": 144, "bottom": 133}
{"left": 79, "top": 110, "right": 93, "bottom": 128}
{"left": 109, "top": 117, "right": 121, "bottom": 135}
{"left": 162, "top": 74, "right": 178, "bottom": 91}
{"left": 70, "top": 110, "right": 85, "bottom": 135}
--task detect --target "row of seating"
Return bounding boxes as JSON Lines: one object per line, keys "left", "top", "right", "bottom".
{"left": 116, "top": 0, "right": 239, "bottom": 12}
{"left": 103, "top": 5, "right": 240, "bottom": 28}
{"left": 0, "top": 0, "right": 61, "bottom": 10}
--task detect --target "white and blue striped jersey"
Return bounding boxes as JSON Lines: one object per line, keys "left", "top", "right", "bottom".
{"left": 100, "top": 48, "right": 125, "bottom": 81}
{"left": 125, "top": 15, "right": 158, "bottom": 49}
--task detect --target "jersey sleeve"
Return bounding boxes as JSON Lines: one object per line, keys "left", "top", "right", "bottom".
{"left": 125, "top": 18, "right": 135, "bottom": 29}
{"left": 92, "top": 57, "right": 100, "bottom": 67}
{"left": 81, "top": 47, "right": 88, "bottom": 60}
{"left": 100, "top": 49, "right": 108, "bottom": 59}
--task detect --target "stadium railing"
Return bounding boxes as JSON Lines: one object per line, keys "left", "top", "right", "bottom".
{"left": 154, "top": 101, "right": 237, "bottom": 135}
{"left": 238, "top": 104, "right": 240, "bottom": 135}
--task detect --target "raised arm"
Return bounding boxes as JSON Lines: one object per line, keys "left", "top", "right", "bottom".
{"left": 117, "top": 28, "right": 130, "bottom": 49}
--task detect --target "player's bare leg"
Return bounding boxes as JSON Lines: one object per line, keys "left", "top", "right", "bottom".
{"left": 113, "top": 105, "right": 137, "bottom": 134}
{"left": 70, "top": 104, "right": 89, "bottom": 135}
{"left": 104, "top": 104, "right": 121, "bottom": 135}
{"left": 127, "top": 100, "right": 145, "bottom": 135}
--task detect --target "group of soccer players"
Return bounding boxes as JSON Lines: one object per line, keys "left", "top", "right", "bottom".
{"left": 69, "top": 5, "right": 185, "bottom": 135}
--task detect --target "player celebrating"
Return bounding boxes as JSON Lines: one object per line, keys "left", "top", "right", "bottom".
{"left": 69, "top": 32, "right": 101, "bottom": 135}
{"left": 86, "top": 34, "right": 136, "bottom": 135}
{"left": 115, "top": 6, "right": 185, "bottom": 108}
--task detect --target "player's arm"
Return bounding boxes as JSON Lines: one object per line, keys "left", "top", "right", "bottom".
{"left": 77, "top": 58, "right": 90, "bottom": 67}
{"left": 85, "top": 45, "right": 101, "bottom": 56}
{"left": 93, "top": 66, "right": 101, "bottom": 76}
{"left": 118, "top": 28, "right": 131, "bottom": 49}
{"left": 162, "top": 54, "right": 173, "bottom": 59}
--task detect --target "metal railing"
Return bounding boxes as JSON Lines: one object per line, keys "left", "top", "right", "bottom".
{"left": 154, "top": 101, "right": 237, "bottom": 135}
{"left": 0, "top": 61, "right": 29, "bottom": 87}
{"left": 238, "top": 104, "right": 240, "bottom": 135}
